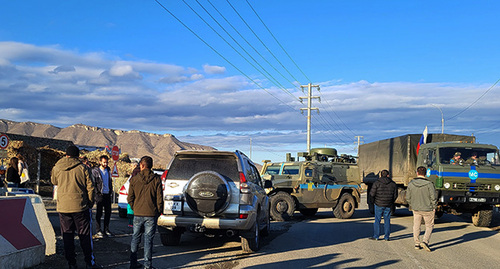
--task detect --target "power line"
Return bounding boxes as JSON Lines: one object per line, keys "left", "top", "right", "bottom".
{"left": 447, "top": 78, "right": 500, "bottom": 121}
{"left": 153, "top": 0, "right": 296, "bottom": 111}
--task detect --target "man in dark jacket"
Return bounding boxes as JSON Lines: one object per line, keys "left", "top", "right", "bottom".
{"left": 369, "top": 169, "right": 398, "bottom": 241}
{"left": 128, "top": 156, "right": 163, "bottom": 269}
{"left": 92, "top": 155, "right": 113, "bottom": 238}
{"left": 407, "top": 166, "right": 436, "bottom": 252}
{"left": 51, "top": 145, "right": 102, "bottom": 269}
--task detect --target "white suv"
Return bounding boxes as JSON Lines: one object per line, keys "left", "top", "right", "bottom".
{"left": 158, "top": 150, "right": 271, "bottom": 253}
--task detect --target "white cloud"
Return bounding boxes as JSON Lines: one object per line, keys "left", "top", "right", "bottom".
{"left": 203, "top": 64, "right": 226, "bottom": 74}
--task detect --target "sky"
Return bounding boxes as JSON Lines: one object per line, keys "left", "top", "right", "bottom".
{"left": 1, "top": 0, "right": 500, "bottom": 163}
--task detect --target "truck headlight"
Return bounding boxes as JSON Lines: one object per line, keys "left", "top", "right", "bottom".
{"left": 494, "top": 185, "right": 500, "bottom": 191}
{"left": 444, "top": 183, "right": 451, "bottom": 189}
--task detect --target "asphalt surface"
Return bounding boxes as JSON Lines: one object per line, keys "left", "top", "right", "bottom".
{"left": 33, "top": 195, "right": 500, "bottom": 269}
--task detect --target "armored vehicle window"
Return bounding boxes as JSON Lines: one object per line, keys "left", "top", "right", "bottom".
{"left": 263, "top": 164, "right": 281, "bottom": 175}
{"left": 167, "top": 155, "right": 239, "bottom": 181}
{"left": 304, "top": 169, "right": 313, "bottom": 177}
{"left": 282, "top": 165, "right": 300, "bottom": 175}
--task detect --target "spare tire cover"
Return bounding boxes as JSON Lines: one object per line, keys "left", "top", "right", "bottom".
{"left": 184, "top": 171, "right": 231, "bottom": 217}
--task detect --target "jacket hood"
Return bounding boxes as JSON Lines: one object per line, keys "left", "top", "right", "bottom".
{"left": 139, "top": 169, "right": 156, "bottom": 184}
{"left": 410, "top": 177, "right": 431, "bottom": 188}
{"left": 378, "top": 177, "right": 394, "bottom": 184}
{"left": 54, "top": 157, "right": 81, "bottom": 171}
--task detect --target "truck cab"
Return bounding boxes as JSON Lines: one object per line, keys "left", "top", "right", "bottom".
{"left": 417, "top": 142, "right": 500, "bottom": 226}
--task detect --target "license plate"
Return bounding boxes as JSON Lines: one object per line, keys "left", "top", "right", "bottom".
{"left": 469, "top": 197, "right": 486, "bottom": 202}
{"left": 165, "top": 201, "right": 182, "bottom": 211}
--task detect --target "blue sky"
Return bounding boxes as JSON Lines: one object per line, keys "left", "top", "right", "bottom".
{"left": 1, "top": 0, "right": 500, "bottom": 163}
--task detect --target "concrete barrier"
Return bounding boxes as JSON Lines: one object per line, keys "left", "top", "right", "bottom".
{"left": 0, "top": 196, "right": 46, "bottom": 269}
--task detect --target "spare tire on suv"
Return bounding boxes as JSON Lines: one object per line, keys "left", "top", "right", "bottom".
{"left": 157, "top": 150, "right": 272, "bottom": 253}
{"left": 184, "top": 171, "right": 231, "bottom": 217}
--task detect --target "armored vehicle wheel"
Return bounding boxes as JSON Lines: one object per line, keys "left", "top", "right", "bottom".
{"left": 472, "top": 209, "right": 493, "bottom": 227}
{"left": 269, "top": 192, "right": 296, "bottom": 221}
{"left": 333, "top": 193, "right": 355, "bottom": 219}
{"left": 299, "top": 208, "right": 318, "bottom": 217}
{"left": 158, "top": 227, "right": 182, "bottom": 246}
{"left": 241, "top": 213, "right": 261, "bottom": 253}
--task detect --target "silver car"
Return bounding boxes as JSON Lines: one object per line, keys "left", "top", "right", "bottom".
{"left": 157, "top": 150, "right": 271, "bottom": 253}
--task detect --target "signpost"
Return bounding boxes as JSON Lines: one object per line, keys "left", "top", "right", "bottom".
{"left": 0, "top": 134, "right": 9, "bottom": 149}
{"left": 111, "top": 145, "right": 119, "bottom": 178}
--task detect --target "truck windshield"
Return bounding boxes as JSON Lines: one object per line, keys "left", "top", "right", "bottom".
{"left": 438, "top": 147, "right": 499, "bottom": 166}
{"left": 263, "top": 164, "right": 281, "bottom": 175}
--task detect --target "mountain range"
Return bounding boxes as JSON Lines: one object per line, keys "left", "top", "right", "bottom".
{"left": 0, "top": 119, "right": 215, "bottom": 168}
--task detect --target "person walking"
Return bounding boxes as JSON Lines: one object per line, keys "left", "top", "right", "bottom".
{"left": 128, "top": 156, "right": 163, "bottom": 269}
{"left": 369, "top": 169, "right": 398, "bottom": 241}
{"left": 51, "top": 145, "right": 102, "bottom": 268}
{"left": 92, "top": 155, "right": 114, "bottom": 238}
{"left": 407, "top": 166, "right": 437, "bottom": 252}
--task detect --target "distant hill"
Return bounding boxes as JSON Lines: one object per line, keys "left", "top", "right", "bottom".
{"left": 0, "top": 119, "right": 215, "bottom": 168}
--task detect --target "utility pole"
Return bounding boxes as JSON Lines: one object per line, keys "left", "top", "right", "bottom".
{"left": 299, "top": 83, "right": 320, "bottom": 154}
{"left": 354, "top": 136, "right": 364, "bottom": 154}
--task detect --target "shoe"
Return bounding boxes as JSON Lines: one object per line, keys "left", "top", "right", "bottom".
{"left": 95, "top": 231, "right": 104, "bottom": 239}
{"left": 368, "top": 237, "right": 379, "bottom": 241}
{"left": 415, "top": 244, "right": 421, "bottom": 250}
{"left": 105, "top": 230, "right": 114, "bottom": 237}
{"left": 420, "top": 242, "right": 431, "bottom": 252}
{"left": 86, "top": 263, "right": 103, "bottom": 269}
{"left": 384, "top": 238, "right": 390, "bottom": 241}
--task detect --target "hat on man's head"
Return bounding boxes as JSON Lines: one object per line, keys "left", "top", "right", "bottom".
{"left": 454, "top": 152, "right": 461, "bottom": 157}
{"left": 66, "top": 145, "right": 79, "bottom": 157}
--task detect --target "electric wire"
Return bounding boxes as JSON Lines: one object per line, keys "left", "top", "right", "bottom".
{"left": 446, "top": 78, "right": 500, "bottom": 121}
{"left": 153, "top": 0, "right": 297, "bottom": 111}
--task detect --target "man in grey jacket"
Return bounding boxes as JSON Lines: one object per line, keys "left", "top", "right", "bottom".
{"left": 406, "top": 166, "right": 437, "bottom": 252}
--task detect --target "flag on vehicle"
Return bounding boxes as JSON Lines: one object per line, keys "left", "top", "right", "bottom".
{"left": 416, "top": 126, "right": 428, "bottom": 155}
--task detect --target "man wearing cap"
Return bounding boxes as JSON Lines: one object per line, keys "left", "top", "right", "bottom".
{"left": 450, "top": 152, "right": 463, "bottom": 165}
{"left": 51, "top": 145, "right": 102, "bottom": 269}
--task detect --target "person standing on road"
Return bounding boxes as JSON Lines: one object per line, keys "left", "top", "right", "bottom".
{"left": 406, "top": 166, "right": 437, "bottom": 252}
{"left": 128, "top": 156, "right": 163, "bottom": 269}
{"left": 6, "top": 157, "right": 21, "bottom": 187}
{"left": 92, "top": 155, "right": 114, "bottom": 238}
{"left": 51, "top": 145, "right": 102, "bottom": 269}
{"left": 369, "top": 169, "right": 398, "bottom": 241}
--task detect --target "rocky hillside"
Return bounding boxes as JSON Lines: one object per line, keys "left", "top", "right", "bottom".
{"left": 0, "top": 119, "right": 215, "bottom": 168}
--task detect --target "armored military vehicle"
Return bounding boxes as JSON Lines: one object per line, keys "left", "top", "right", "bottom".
{"left": 359, "top": 133, "right": 500, "bottom": 227}
{"left": 261, "top": 148, "right": 361, "bottom": 221}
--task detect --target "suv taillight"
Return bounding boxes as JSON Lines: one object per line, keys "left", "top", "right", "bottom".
{"left": 161, "top": 170, "right": 169, "bottom": 190}
{"left": 239, "top": 172, "right": 250, "bottom": 193}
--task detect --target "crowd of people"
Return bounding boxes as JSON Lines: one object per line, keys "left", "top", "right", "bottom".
{"left": 51, "top": 146, "right": 163, "bottom": 269}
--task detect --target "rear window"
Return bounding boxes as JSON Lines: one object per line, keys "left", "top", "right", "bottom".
{"left": 167, "top": 154, "right": 239, "bottom": 181}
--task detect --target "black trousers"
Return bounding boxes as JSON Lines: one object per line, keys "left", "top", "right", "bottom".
{"left": 59, "top": 209, "right": 96, "bottom": 266}
{"left": 95, "top": 193, "right": 112, "bottom": 232}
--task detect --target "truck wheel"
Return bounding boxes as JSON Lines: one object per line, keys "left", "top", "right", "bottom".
{"left": 158, "top": 227, "right": 182, "bottom": 246}
{"left": 269, "top": 192, "right": 296, "bottom": 221}
{"left": 118, "top": 207, "right": 127, "bottom": 218}
{"left": 333, "top": 193, "right": 355, "bottom": 219}
{"left": 299, "top": 208, "right": 318, "bottom": 217}
{"left": 472, "top": 209, "right": 493, "bottom": 227}
{"left": 241, "top": 215, "right": 260, "bottom": 253}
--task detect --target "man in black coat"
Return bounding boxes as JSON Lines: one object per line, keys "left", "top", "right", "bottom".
{"left": 369, "top": 170, "right": 398, "bottom": 241}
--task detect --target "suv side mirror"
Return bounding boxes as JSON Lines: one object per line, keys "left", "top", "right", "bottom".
{"left": 263, "top": 180, "right": 273, "bottom": 188}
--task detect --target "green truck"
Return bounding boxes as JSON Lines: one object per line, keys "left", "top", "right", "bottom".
{"left": 261, "top": 148, "right": 361, "bottom": 221}
{"left": 359, "top": 133, "right": 500, "bottom": 227}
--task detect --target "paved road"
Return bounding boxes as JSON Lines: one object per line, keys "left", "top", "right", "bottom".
{"left": 39, "top": 195, "right": 500, "bottom": 269}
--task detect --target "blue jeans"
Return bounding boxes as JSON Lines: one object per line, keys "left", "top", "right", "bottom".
{"left": 130, "top": 216, "right": 157, "bottom": 268}
{"left": 373, "top": 204, "right": 391, "bottom": 240}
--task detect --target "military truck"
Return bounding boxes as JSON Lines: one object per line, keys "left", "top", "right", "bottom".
{"left": 261, "top": 148, "right": 361, "bottom": 221}
{"left": 359, "top": 133, "right": 500, "bottom": 227}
